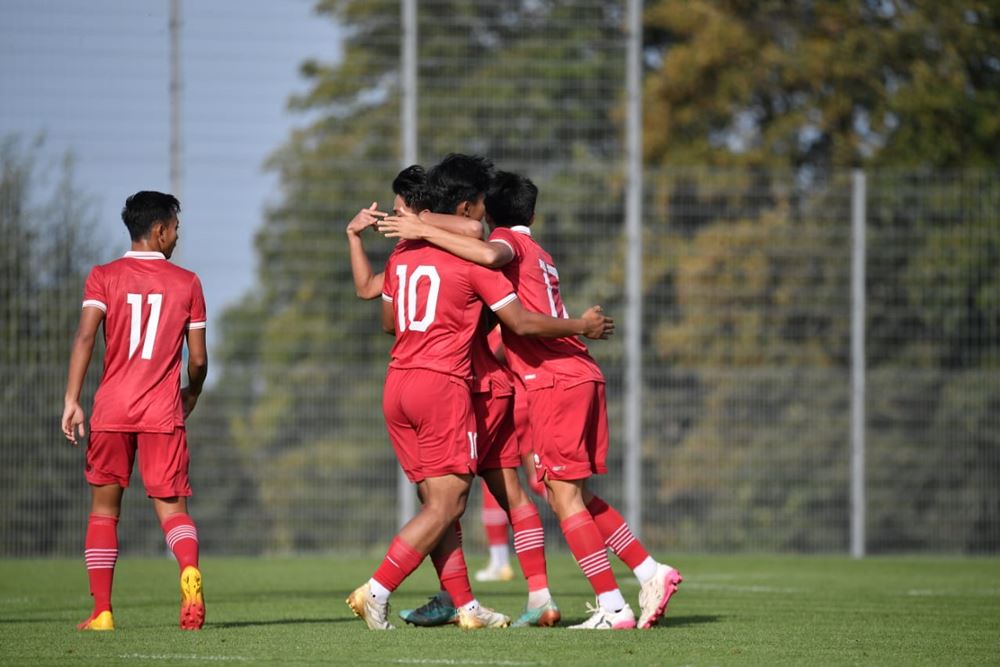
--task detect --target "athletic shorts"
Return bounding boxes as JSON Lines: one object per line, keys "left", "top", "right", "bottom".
{"left": 473, "top": 389, "right": 519, "bottom": 472}
{"left": 524, "top": 377, "right": 609, "bottom": 482}
{"left": 383, "top": 367, "right": 477, "bottom": 483}
{"left": 513, "top": 387, "right": 533, "bottom": 457}
{"left": 85, "top": 429, "right": 192, "bottom": 498}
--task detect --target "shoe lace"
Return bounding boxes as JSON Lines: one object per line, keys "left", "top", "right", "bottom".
{"left": 583, "top": 602, "right": 602, "bottom": 617}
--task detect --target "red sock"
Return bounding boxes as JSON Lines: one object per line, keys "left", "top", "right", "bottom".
{"left": 432, "top": 522, "right": 473, "bottom": 607}
{"left": 373, "top": 536, "right": 425, "bottom": 593}
{"left": 510, "top": 504, "right": 548, "bottom": 591}
{"left": 161, "top": 513, "right": 199, "bottom": 571}
{"left": 84, "top": 514, "right": 118, "bottom": 613}
{"left": 586, "top": 495, "right": 650, "bottom": 569}
{"left": 482, "top": 485, "right": 510, "bottom": 546}
{"left": 560, "top": 510, "right": 617, "bottom": 595}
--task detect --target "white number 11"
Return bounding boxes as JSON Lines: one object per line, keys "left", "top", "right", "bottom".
{"left": 127, "top": 292, "right": 162, "bottom": 360}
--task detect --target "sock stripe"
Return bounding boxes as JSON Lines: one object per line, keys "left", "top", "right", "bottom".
{"left": 165, "top": 526, "right": 198, "bottom": 549}
{"left": 577, "top": 550, "right": 612, "bottom": 577}
{"left": 513, "top": 528, "right": 545, "bottom": 552}
{"left": 482, "top": 508, "right": 508, "bottom": 525}
{"left": 85, "top": 548, "right": 118, "bottom": 569}
{"left": 606, "top": 524, "right": 635, "bottom": 552}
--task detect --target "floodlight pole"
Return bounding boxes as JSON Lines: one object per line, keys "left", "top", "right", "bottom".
{"left": 169, "top": 0, "right": 182, "bottom": 203}
{"left": 398, "top": 0, "right": 418, "bottom": 529}
{"left": 623, "top": 0, "right": 643, "bottom": 535}
{"left": 850, "top": 170, "right": 867, "bottom": 558}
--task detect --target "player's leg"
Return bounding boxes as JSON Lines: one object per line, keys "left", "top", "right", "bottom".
{"left": 79, "top": 483, "right": 123, "bottom": 630}
{"left": 141, "top": 429, "right": 204, "bottom": 630}
{"left": 481, "top": 466, "right": 560, "bottom": 627}
{"left": 476, "top": 481, "right": 514, "bottom": 582}
{"left": 349, "top": 472, "right": 472, "bottom": 629}
{"left": 78, "top": 430, "right": 134, "bottom": 631}
{"left": 532, "top": 381, "right": 634, "bottom": 629}
{"left": 580, "top": 382, "right": 681, "bottom": 628}
{"left": 583, "top": 487, "right": 682, "bottom": 629}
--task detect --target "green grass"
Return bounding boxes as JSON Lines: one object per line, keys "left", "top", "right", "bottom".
{"left": 1, "top": 554, "right": 998, "bottom": 666}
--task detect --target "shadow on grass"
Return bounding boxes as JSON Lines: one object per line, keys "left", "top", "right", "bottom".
{"left": 557, "top": 613, "right": 722, "bottom": 628}
{"left": 209, "top": 617, "right": 352, "bottom": 629}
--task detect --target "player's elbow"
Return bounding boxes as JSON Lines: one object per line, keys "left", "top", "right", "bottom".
{"left": 356, "top": 286, "right": 380, "bottom": 300}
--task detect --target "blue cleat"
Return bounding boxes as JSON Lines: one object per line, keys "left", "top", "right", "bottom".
{"left": 398, "top": 591, "right": 459, "bottom": 627}
{"left": 511, "top": 598, "right": 561, "bottom": 627}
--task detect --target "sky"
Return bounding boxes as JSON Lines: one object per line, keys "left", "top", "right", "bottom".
{"left": 0, "top": 0, "right": 342, "bottom": 343}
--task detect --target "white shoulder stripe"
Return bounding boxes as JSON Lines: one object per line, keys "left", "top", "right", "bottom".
{"left": 382, "top": 294, "right": 393, "bottom": 302}
{"left": 82, "top": 299, "right": 107, "bottom": 312}
{"left": 490, "top": 293, "right": 518, "bottom": 311}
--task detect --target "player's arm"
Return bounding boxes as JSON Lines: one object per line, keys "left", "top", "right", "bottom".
{"left": 494, "top": 298, "right": 614, "bottom": 340}
{"left": 418, "top": 211, "right": 486, "bottom": 239}
{"left": 380, "top": 298, "right": 396, "bottom": 334}
{"left": 62, "top": 306, "right": 104, "bottom": 445}
{"left": 346, "top": 203, "right": 389, "bottom": 299}
{"left": 379, "top": 211, "right": 514, "bottom": 268}
{"left": 181, "top": 328, "right": 208, "bottom": 418}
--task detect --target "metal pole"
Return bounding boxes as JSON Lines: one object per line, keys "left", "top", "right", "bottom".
{"left": 623, "top": 0, "right": 643, "bottom": 535}
{"left": 850, "top": 169, "right": 867, "bottom": 558}
{"left": 398, "top": 0, "right": 418, "bottom": 529}
{"left": 169, "top": 0, "right": 182, "bottom": 202}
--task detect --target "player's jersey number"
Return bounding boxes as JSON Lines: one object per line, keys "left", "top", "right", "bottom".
{"left": 126, "top": 292, "right": 163, "bottom": 360}
{"left": 394, "top": 264, "right": 440, "bottom": 332}
{"left": 538, "top": 259, "right": 569, "bottom": 318}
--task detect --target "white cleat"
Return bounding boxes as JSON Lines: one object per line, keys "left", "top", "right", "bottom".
{"left": 346, "top": 582, "right": 395, "bottom": 630}
{"left": 638, "top": 564, "right": 682, "bottom": 629}
{"left": 567, "top": 602, "right": 636, "bottom": 629}
{"left": 474, "top": 563, "right": 515, "bottom": 582}
{"left": 457, "top": 604, "right": 511, "bottom": 629}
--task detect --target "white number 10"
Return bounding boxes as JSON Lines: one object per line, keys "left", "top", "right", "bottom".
{"left": 394, "top": 265, "right": 441, "bottom": 332}
{"left": 127, "top": 292, "right": 162, "bottom": 360}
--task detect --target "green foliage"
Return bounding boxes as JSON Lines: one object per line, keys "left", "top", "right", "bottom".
{"left": 0, "top": 135, "right": 102, "bottom": 555}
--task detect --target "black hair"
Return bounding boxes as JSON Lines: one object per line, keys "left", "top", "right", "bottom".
{"left": 392, "top": 164, "right": 430, "bottom": 212}
{"left": 485, "top": 171, "right": 537, "bottom": 228}
{"left": 426, "top": 153, "right": 495, "bottom": 214}
{"left": 121, "top": 191, "right": 180, "bottom": 241}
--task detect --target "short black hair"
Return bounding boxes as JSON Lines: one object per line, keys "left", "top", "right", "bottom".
{"left": 121, "top": 191, "right": 180, "bottom": 241}
{"left": 392, "top": 165, "right": 430, "bottom": 212}
{"left": 426, "top": 153, "right": 495, "bottom": 214}
{"left": 485, "top": 171, "right": 537, "bottom": 228}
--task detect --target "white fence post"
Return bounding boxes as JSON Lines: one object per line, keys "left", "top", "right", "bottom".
{"left": 850, "top": 169, "right": 867, "bottom": 558}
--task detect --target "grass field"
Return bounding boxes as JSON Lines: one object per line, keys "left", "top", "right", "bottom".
{"left": 1, "top": 554, "right": 998, "bottom": 666}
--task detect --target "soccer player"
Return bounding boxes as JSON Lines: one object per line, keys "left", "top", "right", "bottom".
{"left": 378, "top": 171, "right": 682, "bottom": 630}
{"left": 346, "top": 156, "right": 613, "bottom": 631}
{"left": 61, "top": 191, "right": 207, "bottom": 631}
{"left": 348, "top": 161, "right": 563, "bottom": 628}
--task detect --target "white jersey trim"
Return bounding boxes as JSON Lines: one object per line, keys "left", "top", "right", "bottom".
{"left": 382, "top": 293, "right": 393, "bottom": 302}
{"left": 510, "top": 225, "right": 532, "bottom": 236}
{"left": 82, "top": 299, "right": 107, "bottom": 312}
{"left": 123, "top": 251, "right": 166, "bottom": 260}
{"left": 492, "top": 238, "right": 515, "bottom": 254}
{"left": 188, "top": 321, "right": 207, "bottom": 330}
{"left": 490, "top": 293, "right": 518, "bottom": 311}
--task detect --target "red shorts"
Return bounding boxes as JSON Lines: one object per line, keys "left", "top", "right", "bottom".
{"left": 85, "top": 429, "right": 192, "bottom": 498}
{"left": 383, "top": 367, "right": 477, "bottom": 483}
{"left": 513, "top": 388, "right": 533, "bottom": 457}
{"left": 525, "top": 378, "right": 609, "bottom": 481}
{"left": 473, "top": 389, "right": 520, "bottom": 471}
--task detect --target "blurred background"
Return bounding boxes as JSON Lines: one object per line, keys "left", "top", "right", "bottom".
{"left": 1, "top": 0, "right": 997, "bottom": 558}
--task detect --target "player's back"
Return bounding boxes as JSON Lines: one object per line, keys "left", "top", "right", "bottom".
{"left": 85, "top": 251, "right": 206, "bottom": 433}
{"left": 489, "top": 226, "right": 602, "bottom": 385}
{"left": 382, "top": 241, "right": 516, "bottom": 383}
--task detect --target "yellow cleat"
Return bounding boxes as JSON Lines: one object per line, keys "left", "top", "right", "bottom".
{"left": 77, "top": 610, "right": 114, "bottom": 631}
{"left": 474, "top": 563, "right": 515, "bottom": 582}
{"left": 346, "top": 582, "right": 395, "bottom": 630}
{"left": 179, "top": 566, "right": 205, "bottom": 630}
{"left": 457, "top": 604, "right": 510, "bottom": 629}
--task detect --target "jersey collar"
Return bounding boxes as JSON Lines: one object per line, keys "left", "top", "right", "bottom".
{"left": 510, "top": 225, "right": 532, "bottom": 236}
{"left": 123, "top": 251, "right": 166, "bottom": 260}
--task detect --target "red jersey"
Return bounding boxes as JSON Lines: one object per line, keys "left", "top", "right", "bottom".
{"left": 381, "top": 240, "right": 517, "bottom": 382}
{"left": 82, "top": 251, "right": 206, "bottom": 433}
{"left": 470, "top": 321, "right": 514, "bottom": 396}
{"left": 489, "top": 226, "right": 604, "bottom": 385}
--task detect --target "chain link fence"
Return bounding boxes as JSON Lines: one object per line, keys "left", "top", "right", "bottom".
{"left": 1, "top": 1, "right": 997, "bottom": 557}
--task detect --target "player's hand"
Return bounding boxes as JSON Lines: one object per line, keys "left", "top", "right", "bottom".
{"left": 346, "top": 202, "right": 388, "bottom": 236}
{"left": 61, "top": 400, "right": 86, "bottom": 446}
{"left": 377, "top": 210, "right": 424, "bottom": 240}
{"left": 581, "top": 305, "right": 614, "bottom": 339}
{"left": 181, "top": 386, "right": 200, "bottom": 418}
